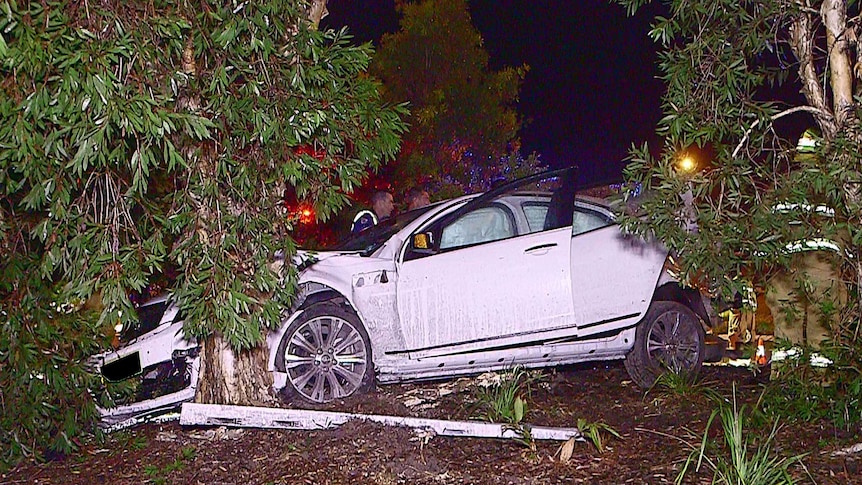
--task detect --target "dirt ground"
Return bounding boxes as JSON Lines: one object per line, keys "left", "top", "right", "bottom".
{"left": 4, "top": 362, "right": 861, "bottom": 484}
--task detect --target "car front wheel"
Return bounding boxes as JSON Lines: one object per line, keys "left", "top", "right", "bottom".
{"left": 624, "top": 301, "right": 706, "bottom": 388}
{"left": 276, "top": 302, "right": 374, "bottom": 404}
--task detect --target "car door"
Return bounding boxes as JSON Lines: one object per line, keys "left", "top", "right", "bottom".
{"left": 566, "top": 197, "right": 668, "bottom": 336}
{"left": 394, "top": 169, "right": 577, "bottom": 356}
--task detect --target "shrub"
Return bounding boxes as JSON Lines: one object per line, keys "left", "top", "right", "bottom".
{"left": 758, "top": 341, "right": 862, "bottom": 431}
{"left": 0, "top": 257, "right": 113, "bottom": 470}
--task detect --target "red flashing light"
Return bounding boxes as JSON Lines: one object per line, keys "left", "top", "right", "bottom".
{"left": 298, "top": 205, "right": 315, "bottom": 225}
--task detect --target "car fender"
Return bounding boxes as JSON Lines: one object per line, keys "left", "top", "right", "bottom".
{"left": 267, "top": 283, "right": 361, "bottom": 378}
{"left": 651, "top": 281, "right": 715, "bottom": 328}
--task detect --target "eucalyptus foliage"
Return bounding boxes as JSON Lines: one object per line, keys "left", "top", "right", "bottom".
{"left": 0, "top": 0, "right": 405, "bottom": 467}
{"left": 612, "top": 3, "right": 861, "bottom": 319}
{"left": 0, "top": 277, "right": 112, "bottom": 469}
{"left": 614, "top": 0, "right": 862, "bottom": 426}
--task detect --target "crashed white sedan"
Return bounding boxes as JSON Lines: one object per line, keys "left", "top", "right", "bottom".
{"left": 91, "top": 168, "right": 718, "bottom": 422}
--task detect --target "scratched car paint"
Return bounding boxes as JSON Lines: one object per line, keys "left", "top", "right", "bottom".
{"left": 90, "top": 168, "right": 718, "bottom": 425}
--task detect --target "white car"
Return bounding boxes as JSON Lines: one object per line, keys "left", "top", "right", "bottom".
{"left": 91, "top": 168, "right": 717, "bottom": 423}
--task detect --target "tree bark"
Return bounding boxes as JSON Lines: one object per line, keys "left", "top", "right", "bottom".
{"left": 821, "top": 0, "right": 854, "bottom": 127}
{"left": 307, "top": 0, "right": 328, "bottom": 30}
{"left": 789, "top": 10, "right": 837, "bottom": 138}
{"left": 180, "top": 16, "right": 273, "bottom": 406}
{"left": 820, "top": 0, "right": 862, "bottom": 331}
{"left": 196, "top": 334, "right": 275, "bottom": 405}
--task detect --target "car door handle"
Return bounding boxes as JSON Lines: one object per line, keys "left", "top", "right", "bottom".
{"left": 525, "top": 243, "right": 557, "bottom": 253}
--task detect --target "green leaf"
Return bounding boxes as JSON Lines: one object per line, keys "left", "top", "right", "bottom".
{"left": 0, "top": 0, "right": 407, "bottom": 469}
{"left": 514, "top": 396, "right": 525, "bottom": 423}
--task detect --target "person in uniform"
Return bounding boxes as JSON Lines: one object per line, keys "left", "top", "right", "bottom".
{"left": 351, "top": 190, "right": 394, "bottom": 233}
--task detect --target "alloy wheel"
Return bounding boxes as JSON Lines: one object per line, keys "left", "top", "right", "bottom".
{"left": 284, "top": 315, "right": 369, "bottom": 403}
{"left": 645, "top": 309, "right": 701, "bottom": 373}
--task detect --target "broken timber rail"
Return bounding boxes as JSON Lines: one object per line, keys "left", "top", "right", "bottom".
{"left": 180, "top": 403, "right": 583, "bottom": 441}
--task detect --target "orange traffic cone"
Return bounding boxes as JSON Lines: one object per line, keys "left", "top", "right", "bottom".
{"left": 755, "top": 337, "right": 767, "bottom": 365}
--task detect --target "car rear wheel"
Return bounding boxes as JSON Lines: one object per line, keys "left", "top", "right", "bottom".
{"left": 276, "top": 302, "right": 374, "bottom": 404}
{"left": 624, "top": 301, "right": 705, "bottom": 388}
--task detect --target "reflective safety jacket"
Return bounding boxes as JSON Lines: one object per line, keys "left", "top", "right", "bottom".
{"left": 351, "top": 209, "right": 377, "bottom": 233}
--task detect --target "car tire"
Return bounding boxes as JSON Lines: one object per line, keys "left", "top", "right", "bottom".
{"left": 624, "top": 301, "right": 706, "bottom": 389}
{"left": 276, "top": 302, "right": 374, "bottom": 404}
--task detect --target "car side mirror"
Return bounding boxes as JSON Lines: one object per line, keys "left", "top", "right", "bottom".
{"left": 411, "top": 232, "right": 436, "bottom": 254}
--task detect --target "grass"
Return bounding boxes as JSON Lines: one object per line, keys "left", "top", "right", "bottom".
{"left": 473, "top": 368, "right": 623, "bottom": 456}
{"left": 474, "top": 367, "right": 538, "bottom": 424}
{"left": 675, "top": 384, "right": 807, "bottom": 485}
{"left": 108, "top": 431, "right": 150, "bottom": 455}
{"left": 646, "top": 370, "right": 723, "bottom": 403}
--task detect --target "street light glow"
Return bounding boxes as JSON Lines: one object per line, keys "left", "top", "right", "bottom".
{"left": 677, "top": 155, "right": 696, "bottom": 173}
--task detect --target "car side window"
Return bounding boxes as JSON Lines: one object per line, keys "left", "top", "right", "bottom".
{"left": 521, "top": 203, "right": 549, "bottom": 234}
{"left": 405, "top": 169, "right": 577, "bottom": 261}
{"left": 440, "top": 205, "right": 515, "bottom": 249}
{"left": 571, "top": 203, "right": 614, "bottom": 236}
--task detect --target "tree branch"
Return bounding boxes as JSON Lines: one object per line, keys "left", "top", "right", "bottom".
{"left": 732, "top": 105, "right": 826, "bottom": 158}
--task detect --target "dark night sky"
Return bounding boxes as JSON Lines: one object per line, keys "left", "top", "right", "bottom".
{"left": 322, "top": 0, "right": 666, "bottom": 185}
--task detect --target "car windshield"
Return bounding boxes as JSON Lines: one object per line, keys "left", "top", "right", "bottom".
{"left": 333, "top": 203, "right": 440, "bottom": 254}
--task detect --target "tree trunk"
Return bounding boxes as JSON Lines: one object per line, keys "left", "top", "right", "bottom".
{"left": 800, "top": 1, "right": 862, "bottom": 340}
{"left": 307, "top": 0, "right": 328, "bottom": 30}
{"left": 196, "top": 334, "right": 275, "bottom": 406}
{"left": 821, "top": 0, "right": 854, "bottom": 126}
{"left": 789, "top": 10, "right": 837, "bottom": 137}
{"left": 190, "top": 0, "right": 328, "bottom": 407}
